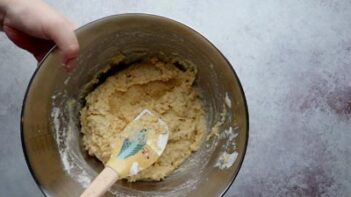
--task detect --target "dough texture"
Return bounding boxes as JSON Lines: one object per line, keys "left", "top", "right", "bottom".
{"left": 80, "top": 57, "right": 206, "bottom": 182}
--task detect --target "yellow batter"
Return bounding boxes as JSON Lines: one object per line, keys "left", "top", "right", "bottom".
{"left": 80, "top": 57, "right": 206, "bottom": 182}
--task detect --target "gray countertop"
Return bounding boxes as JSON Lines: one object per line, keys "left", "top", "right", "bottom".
{"left": 0, "top": 0, "right": 350, "bottom": 196}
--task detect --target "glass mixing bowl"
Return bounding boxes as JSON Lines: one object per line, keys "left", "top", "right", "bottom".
{"left": 21, "top": 14, "right": 248, "bottom": 197}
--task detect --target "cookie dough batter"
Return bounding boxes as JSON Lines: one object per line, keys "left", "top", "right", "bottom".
{"left": 80, "top": 57, "right": 206, "bottom": 182}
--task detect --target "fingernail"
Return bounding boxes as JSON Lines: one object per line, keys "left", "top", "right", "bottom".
{"left": 63, "top": 58, "right": 76, "bottom": 72}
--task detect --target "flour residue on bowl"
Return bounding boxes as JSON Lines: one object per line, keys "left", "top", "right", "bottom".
{"left": 51, "top": 96, "right": 94, "bottom": 188}
{"left": 225, "top": 92, "right": 232, "bottom": 108}
{"left": 215, "top": 151, "right": 238, "bottom": 169}
{"left": 209, "top": 93, "right": 240, "bottom": 170}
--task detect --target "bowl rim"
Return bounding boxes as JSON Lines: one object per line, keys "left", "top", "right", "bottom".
{"left": 20, "top": 13, "right": 249, "bottom": 197}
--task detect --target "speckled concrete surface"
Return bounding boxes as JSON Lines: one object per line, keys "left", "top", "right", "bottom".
{"left": 0, "top": 0, "right": 350, "bottom": 196}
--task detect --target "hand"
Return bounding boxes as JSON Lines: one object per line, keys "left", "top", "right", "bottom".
{"left": 0, "top": 0, "right": 79, "bottom": 71}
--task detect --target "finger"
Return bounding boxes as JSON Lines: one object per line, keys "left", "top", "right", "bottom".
{"left": 3, "top": 25, "right": 54, "bottom": 62}
{"left": 44, "top": 19, "right": 80, "bottom": 67}
{"left": 64, "top": 17, "right": 79, "bottom": 29}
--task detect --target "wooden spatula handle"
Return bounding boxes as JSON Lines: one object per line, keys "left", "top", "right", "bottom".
{"left": 80, "top": 166, "right": 119, "bottom": 197}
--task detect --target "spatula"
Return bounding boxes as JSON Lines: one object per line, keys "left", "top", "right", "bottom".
{"left": 81, "top": 109, "right": 169, "bottom": 197}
